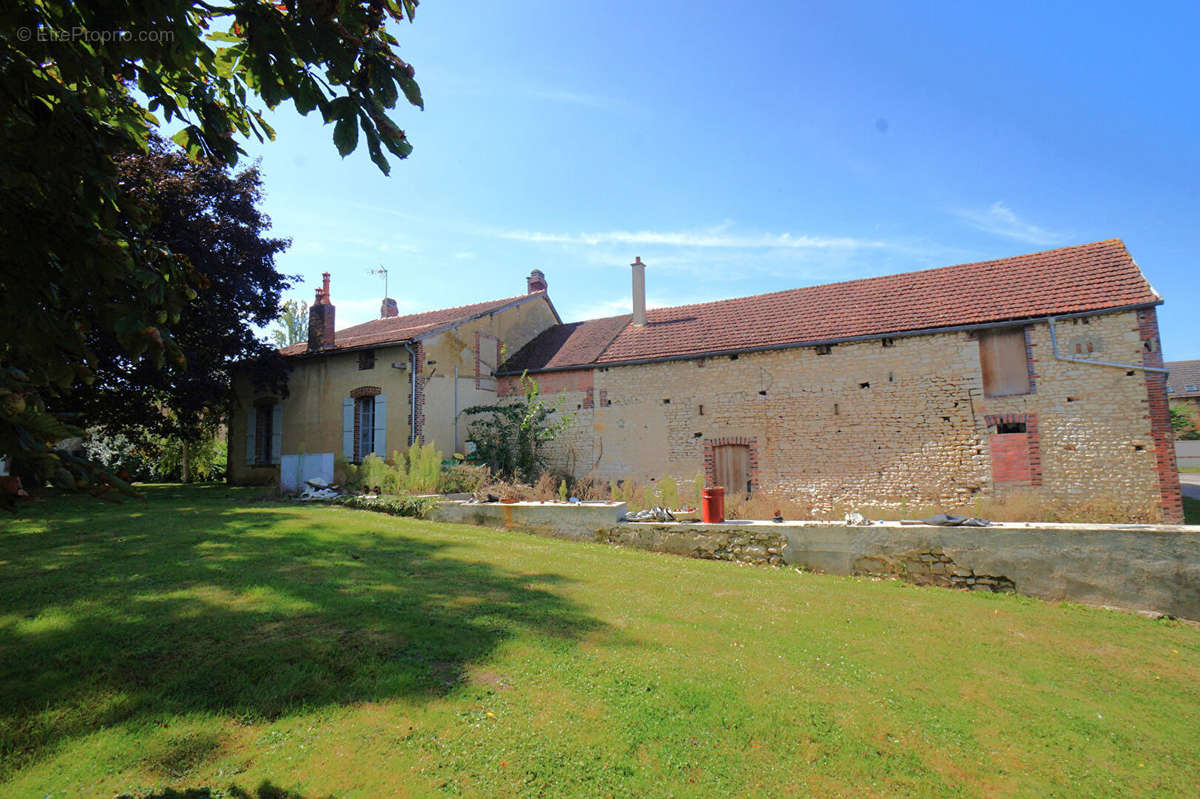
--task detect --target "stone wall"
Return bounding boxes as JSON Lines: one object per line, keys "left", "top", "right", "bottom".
{"left": 504, "top": 310, "right": 1179, "bottom": 521}
{"left": 596, "top": 524, "right": 786, "bottom": 565}
{"left": 426, "top": 500, "right": 1200, "bottom": 620}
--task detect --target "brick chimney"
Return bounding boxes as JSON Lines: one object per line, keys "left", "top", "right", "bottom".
{"left": 631, "top": 257, "right": 646, "bottom": 326}
{"left": 380, "top": 297, "right": 399, "bottom": 318}
{"left": 307, "top": 272, "right": 336, "bottom": 351}
{"left": 527, "top": 269, "right": 547, "bottom": 293}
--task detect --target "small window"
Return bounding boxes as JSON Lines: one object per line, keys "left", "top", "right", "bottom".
{"left": 995, "top": 421, "right": 1026, "bottom": 434}
{"left": 358, "top": 350, "right": 375, "bottom": 370}
{"left": 978, "top": 328, "right": 1031, "bottom": 397}
{"left": 816, "top": 344, "right": 832, "bottom": 355}
{"left": 254, "top": 403, "right": 274, "bottom": 465}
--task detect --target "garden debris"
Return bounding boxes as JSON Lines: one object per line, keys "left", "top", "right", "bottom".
{"left": 844, "top": 511, "right": 872, "bottom": 526}
{"left": 298, "top": 486, "right": 341, "bottom": 501}
{"left": 624, "top": 506, "right": 677, "bottom": 522}
{"left": 918, "top": 513, "right": 991, "bottom": 527}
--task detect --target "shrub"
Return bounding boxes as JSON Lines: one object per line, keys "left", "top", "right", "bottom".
{"left": 330, "top": 494, "right": 439, "bottom": 519}
{"left": 440, "top": 463, "right": 490, "bottom": 494}
{"left": 461, "top": 373, "right": 573, "bottom": 483}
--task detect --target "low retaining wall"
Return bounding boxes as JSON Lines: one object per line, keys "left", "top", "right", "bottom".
{"left": 428, "top": 501, "right": 1200, "bottom": 620}
{"left": 430, "top": 500, "right": 627, "bottom": 541}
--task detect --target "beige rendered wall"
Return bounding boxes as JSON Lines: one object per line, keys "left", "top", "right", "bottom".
{"left": 526, "top": 310, "right": 1168, "bottom": 517}
{"left": 419, "top": 297, "right": 559, "bottom": 455}
{"left": 228, "top": 295, "right": 558, "bottom": 484}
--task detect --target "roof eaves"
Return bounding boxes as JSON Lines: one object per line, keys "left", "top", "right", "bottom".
{"left": 409, "top": 292, "right": 548, "bottom": 343}
{"left": 499, "top": 301, "right": 1161, "bottom": 375}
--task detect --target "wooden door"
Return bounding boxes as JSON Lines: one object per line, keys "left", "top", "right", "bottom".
{"left": 713, "top": 444, "right": 751, "bottom": 498}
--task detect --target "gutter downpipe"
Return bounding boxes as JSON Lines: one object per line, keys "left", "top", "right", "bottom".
{"left": 403, "top": 342, "right": 418, "bottom": 445}
{"left": 1046, "top": 315, "right": 1169, "bottom": 374}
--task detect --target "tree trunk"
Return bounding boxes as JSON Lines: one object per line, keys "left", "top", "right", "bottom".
{"left": 181, "top": 440, "right": 191, "bottom": 483}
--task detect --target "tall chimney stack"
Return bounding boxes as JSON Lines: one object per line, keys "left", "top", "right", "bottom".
{"left": 631, "top": 257, "right": 646, "bottom": 327}
{"left": 380, "top": 298, "right": 399, "bottom": 318}
{"left": 527, "top": 269, "right": 548, "bottom": 293}
{"left": 307, "top": 271, "right": 336, "bottom": 351}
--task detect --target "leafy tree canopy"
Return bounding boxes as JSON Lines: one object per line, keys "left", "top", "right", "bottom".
{"left": 0, "top": 0, "right": 424, "bottom": 502}
{"left": 272, "top": 299, "right": 310, "bottom": 349}
{"left": 66, "top": 135, "right": 292, "bottom": 444}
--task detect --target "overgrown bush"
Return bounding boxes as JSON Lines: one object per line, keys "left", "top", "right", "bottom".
{"left": 330, "top": 494, "right": 439, "bottom": 519}
{"left": 343, "top": 442, "right": 450, "bottom": 494}
{"left": 461, "top": 374, "right": 572, "bottom": 483}
{"left": 81, "top": 427, "right": 226, "bottom": 483}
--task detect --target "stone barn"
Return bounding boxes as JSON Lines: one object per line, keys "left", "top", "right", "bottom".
{"left": 497, "top": 240, "right": 1183, "bottom": 522}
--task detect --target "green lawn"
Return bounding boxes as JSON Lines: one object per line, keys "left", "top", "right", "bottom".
{"left": 1186, "top": 496, "right": 1200, "bottom": 524}
{"left": 2, "top": 487, "right": 1199, "bottom": 798}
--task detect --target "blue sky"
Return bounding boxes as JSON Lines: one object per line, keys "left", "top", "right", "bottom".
{"left": 236, "top": 0, "right": 1200, "bottom": 358}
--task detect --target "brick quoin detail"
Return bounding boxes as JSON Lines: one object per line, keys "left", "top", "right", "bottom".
{"left": 349, "top": 385, "right": 381, "bottom": 399}
{"left": 985, "top": 413, "right": 1042, "bottom": 486}
{"left": 1138, "top": 308, "right": 1183, "bottom": 523}
{"left": 702, "top": 436, "right": 760, "bottom": 492}
{"left": 412, "top": 342, "right": 427, "bottom": 445}
{"left": 1023, "top": 326, "right": 1038, "bottom": 394}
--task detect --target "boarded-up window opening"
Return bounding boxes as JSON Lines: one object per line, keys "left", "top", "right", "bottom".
{"left": 979, "top": 328, "right": 1031, "bottom": 397}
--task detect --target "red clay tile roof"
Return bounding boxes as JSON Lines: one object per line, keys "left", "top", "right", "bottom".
{"left": 501, "top": 315, "right": 632, "bottom": 374}
{"left": 500, "top": 240, "right": 1160, "bottom": 373}
{"left": 1166, "top": 361, "right": 1200, "bottom": 398}
{"left": 280, "top": 293, "right": 545, "bottom": 356}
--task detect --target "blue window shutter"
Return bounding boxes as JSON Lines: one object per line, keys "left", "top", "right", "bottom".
{"left": 373, "top": 394, "right": 387, "bottom": 457}
{"left": 342, "top": 397, "right": 355, "bottom": 459}
{"left": 245, "top": 406, "right": 256, "bottom": 465}
{"left": 271, "top": 404, "right": 283, "bottom": 464}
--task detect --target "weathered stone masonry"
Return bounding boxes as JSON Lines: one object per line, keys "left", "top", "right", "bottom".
{"left": 501, "top": 309, "right": 1179, "bottom": 521}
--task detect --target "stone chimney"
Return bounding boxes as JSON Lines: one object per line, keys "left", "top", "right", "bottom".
{"left": 307, "top": 272, "right": 336, "bottom": 351}
{"left": 631, "top": 257, "right": 646, "bottom": 326}
{"left": 527, "top": 269, "right": 548, "bottom": 293}
{"left": 380, "top": 297, "right": 399, "bottom": 318}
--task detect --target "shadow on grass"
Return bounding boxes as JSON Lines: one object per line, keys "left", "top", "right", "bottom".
{"left": 117, "top": 780, "right": 328, "bottom": 798}
{"left": 0, "top": 487, "right": 604, "bottom": 780}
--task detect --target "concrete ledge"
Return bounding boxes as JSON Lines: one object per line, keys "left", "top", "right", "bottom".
{"left": 425, "top": 501, "right": 1200, "bottom": 621}
{"left": 430, "top": 500, "right": 627, "bottom": 541}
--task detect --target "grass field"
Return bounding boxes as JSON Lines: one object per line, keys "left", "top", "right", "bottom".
{"left": 2, "top": 486, "right": 1199, "bottom": 798}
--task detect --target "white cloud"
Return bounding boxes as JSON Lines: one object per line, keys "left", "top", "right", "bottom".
{"left": 492, "top": 228, "right": 886, "bottom": 250}
{"left": 953, "top": 202, "right": 1065, "bottom": 246}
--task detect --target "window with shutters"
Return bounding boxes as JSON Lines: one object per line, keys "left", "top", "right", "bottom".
{"left": 254, "top": 403, "right": 274, "bottom": 465}
{"left": 978, "top": 328, "right": 1032, "bottom": 397}
{"left": 356, "top": 395, "right": 375, "bottom": 461}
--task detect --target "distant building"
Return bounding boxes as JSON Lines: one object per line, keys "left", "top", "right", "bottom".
{"left": 1166, "top": 360, "right": 1200, "bottom": 410}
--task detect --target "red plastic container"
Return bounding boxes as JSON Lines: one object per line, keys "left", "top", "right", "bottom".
{"left": 701, "top": 486, "right": 725, "bottom": 524}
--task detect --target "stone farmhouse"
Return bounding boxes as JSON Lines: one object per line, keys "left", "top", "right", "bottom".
{"left": 497, "top": 239, "right": 1182, "bottom": 522}
{"left": 229, "top": 239, "right": 1183, "bottom": 522}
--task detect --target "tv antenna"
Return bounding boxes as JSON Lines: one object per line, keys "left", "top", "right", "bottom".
{"left": 369, "top": 265, "right": 389, "bottom": 297}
